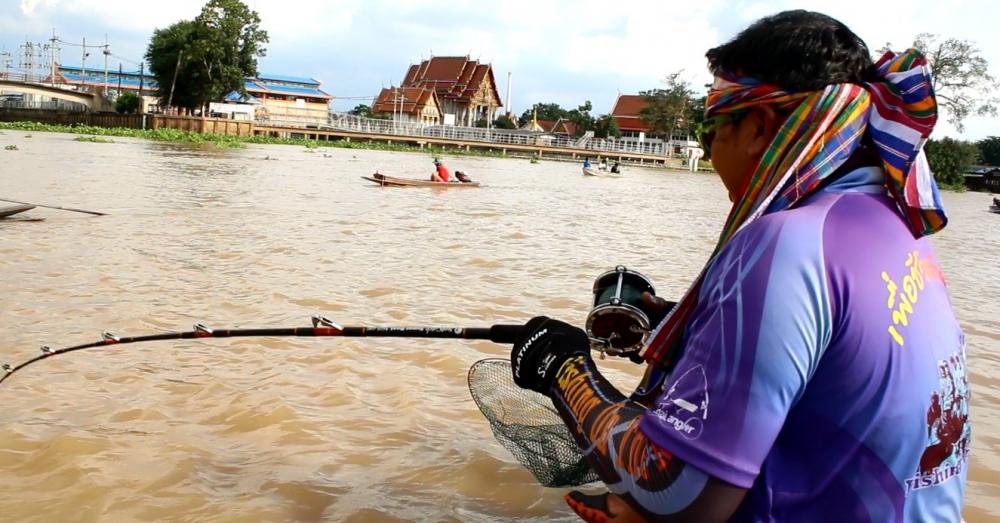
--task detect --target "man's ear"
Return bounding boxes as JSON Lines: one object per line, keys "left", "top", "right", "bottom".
{"left": 743, "top": 105, "right": 783, "bottom": 156}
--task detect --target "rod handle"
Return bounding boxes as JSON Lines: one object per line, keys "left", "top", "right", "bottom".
{"left": 464, "top": 324, "right": 524, "bottom": 344}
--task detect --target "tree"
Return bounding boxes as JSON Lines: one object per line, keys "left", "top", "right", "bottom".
{"left": 517, "top": 102, "right": 569, "bottom": 126}
{"left": 115, "top": 91, "right": 140, "bottom": 114}
{"left": 145, "top": 0, "right": 268, "bottom": 112}
{"left": 882, "top": 34, "right": 997, "bottom": 132}
{"left": 492, "top": 115, "right": 518, "bottom": 129}
{"left": 349, "top": 104, "right": 372, "bottom": 117}
{"left": 592, "top": 114, "right": 621, "bottom": 139}
{"left": 566, "top": 101, "right": 595, "bottom": 137}
{"left": 682, "top": 95, "right": 707, "bottom": 137}
{"left": 978, "top": 136, "right": 1000, "bottom": 165}
{"left": 639, "top": 72, "right": 695, "bottom": 138}
{"left": 145, "top": 20, "right": 202, "bottom": 111}
{"left": 924, "top": 137, "right": 979, "bottom": 186}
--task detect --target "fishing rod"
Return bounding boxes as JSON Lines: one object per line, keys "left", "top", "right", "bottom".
{"left": 0, "top": 315, "right": 524, "bottom": 386}
{"left": 0, "top": 198, "right": 107, "bottom": 216}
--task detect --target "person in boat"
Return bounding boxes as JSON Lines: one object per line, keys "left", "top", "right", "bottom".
{"left": 455, "top": 171, "right": 473, "bottom": 183}
{"left": 583, "top": 157, "right": 592, "bottom": 169}
{"left": 599, "top": 158, "right": 608, "bottom": 171}
{"left": 430, "top": 158, "right": 451, "bottom": 183}
{"left": 610, "top": 161, "right": 621, "bottom": 174}
{"left": 509, "top": 10, "right": 965, "bottom": 522}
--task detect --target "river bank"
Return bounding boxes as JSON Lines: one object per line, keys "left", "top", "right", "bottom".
{"left": 0, "top": 120, "right": 515, "bottom": 158}
{"left": 0, "top": 120, "right": 700, "bottom": 170}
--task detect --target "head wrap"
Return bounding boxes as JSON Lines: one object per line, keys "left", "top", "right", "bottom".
{"left": 644, "top": 49, "right": 945, "bottom": 367}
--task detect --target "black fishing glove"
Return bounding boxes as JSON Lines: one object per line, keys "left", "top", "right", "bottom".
{"left": 511, "top": 316, "right": 592, "bottom": 394}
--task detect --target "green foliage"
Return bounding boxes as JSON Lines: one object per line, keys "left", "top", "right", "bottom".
{"left": 145, "top": 0, "right": 269, "bottom": 111}
{"left": 640, "top": 72, "right": 695, "bottom": 137}
{"left": 115, "top": 92, "right": 141, "bottom": 114}
{"left": 977, "top": 136, "right": 1000, "bottom": 165}
{"left": 518, "top": 103, "right": 569, "bottom": 126}
{"left": 145, "top": 20, "right": 202, "bottom": 109}
{"left": 492, "top": 115, "right": 518, "bottom": 129}
{"left": 592, "top": 114, "right": 621, "bottom": 139}
{"left": 0, "top": 121, "right": 511, "bottom": 158}
{"left": 924, "top": 137, "right": 979, "bottom": 186}
{"left": 4, "top": 144, "right": 17, "bottom": 151}
{"left": 349, "top": 104, "right": 373, "bottom": 117}
{"left": 684, "top": 95, "right": 707, "bottom": 136}
{"left": 75, "top": 136, "right": 115, "bottom": 143}
{"left": 565, "top": 101, "right": 595, "bottom": 137}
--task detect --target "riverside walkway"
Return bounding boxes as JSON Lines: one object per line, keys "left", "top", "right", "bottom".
{"left": 256, "top": 114, "right": 677, "bottom": 166}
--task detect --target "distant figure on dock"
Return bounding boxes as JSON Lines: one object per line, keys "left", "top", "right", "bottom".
{"left": 431, "top": 158, "right": 451, "bottom": 183}
{"left": 686, "top": 146, "right": 705, "bottom": 172}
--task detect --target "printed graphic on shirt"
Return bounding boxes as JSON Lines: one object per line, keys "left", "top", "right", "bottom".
{"left": 651, "top": 366, "right": 710, "bottom": 440}
{"left": 879, "top": 250, "right": 946, "bottom": 347}
{"left": 905, "top": 351, "right": 970, "bottom": 494}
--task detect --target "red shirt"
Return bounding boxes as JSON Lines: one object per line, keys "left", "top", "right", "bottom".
{"left": 436, "top": 164, "right": 451, "bottom": 182}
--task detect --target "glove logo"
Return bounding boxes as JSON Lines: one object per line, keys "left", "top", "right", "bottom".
{"left": 514, "top": 328, "right": 548, "bottom": 379}
{"left": 538, "top": 353, "right": 557, "bottom": 377}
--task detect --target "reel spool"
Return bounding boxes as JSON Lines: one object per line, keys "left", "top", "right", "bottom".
{"left": 585, "top": 266, "right": 656, "bottom": 357}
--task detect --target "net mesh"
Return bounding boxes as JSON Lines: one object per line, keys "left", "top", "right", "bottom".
{"left": 468, "top": 358, "right": 599, "bottom": 488}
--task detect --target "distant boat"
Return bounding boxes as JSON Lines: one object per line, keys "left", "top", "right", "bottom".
{"left": 0, "top": 204, "right": 34, "bottom": 218}
{"left": 583, "top": 167, "right": 623, "bottom": 178}
{"left": 361, "top": 172, "right": 481, "bottom": 188}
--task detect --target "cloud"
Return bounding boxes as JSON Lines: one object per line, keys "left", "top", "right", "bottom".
{"left": 1, "top": 0, "right": 998, "bottom": 138}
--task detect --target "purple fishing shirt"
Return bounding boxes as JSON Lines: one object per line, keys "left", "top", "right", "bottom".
{"left": 640, "top": 167, "right": 969, "bottom": 522}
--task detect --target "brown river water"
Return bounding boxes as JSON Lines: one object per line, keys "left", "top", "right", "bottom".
{"left": 0, "top": 132, "right": 996, "bottom": 522}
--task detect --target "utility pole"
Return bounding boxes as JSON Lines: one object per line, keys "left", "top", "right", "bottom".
{"left": 49, "top": 29, "right": 58, "bottom": 86}
{"left": 19, "top": 41, "right": 39, "bottom": 81}
{"left": 117, "top": 62, "right": 122, "bottom": 93}
{"left": 166, "top": 50, "right": 183, "bottom": 111}
{"left": 0, "top": 51, "right": 11, "bottom": 79}
{"left": 81, "top": 36, "right": 88, "bottom": 85}
{"left": 102, "top": 34, "right": 110, "bottom": 94}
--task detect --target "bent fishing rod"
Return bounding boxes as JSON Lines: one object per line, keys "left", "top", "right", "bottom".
{"left": 0, "top": 315, "right": 525, "bottom": 386}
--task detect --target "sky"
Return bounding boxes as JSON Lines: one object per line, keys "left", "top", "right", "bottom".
{"left": 1, "top": 0, "right": 998, "bottom": 139}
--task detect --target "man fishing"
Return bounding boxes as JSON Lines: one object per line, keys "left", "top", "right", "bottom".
{"left": 509, "top": 10, "right": 967, "bottom": 522}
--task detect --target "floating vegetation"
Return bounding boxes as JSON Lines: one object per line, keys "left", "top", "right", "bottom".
{"left": 4, "top": 144, "right": 18, "bottom": 151}
{"left": 0, "top": 121, "right": 532, "bottom": 160}
{"left": 75, "top": 136, "right": 115, "bottom": 143}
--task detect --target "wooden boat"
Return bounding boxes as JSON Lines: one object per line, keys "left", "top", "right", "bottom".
{"left": 583, "top": 167, "right": 623, "bottom": 178}
{"left": 361, "top": 172, "right": 481, "bottom": 188}
{"left": 0, "top": 204, "right": 34, "bottom": 218}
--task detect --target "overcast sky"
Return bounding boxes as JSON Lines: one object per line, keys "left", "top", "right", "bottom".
{"left": 1, "top": 0, "right": 997, "bottom": 139}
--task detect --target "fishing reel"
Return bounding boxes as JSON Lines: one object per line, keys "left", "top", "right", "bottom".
{"left": 585, "top": 265, "right": 656, "bottom": 358}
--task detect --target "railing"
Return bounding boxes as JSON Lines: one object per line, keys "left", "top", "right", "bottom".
{"left": 0, "top": 100, "right": 87, "bottom": 112}
{"left": 263, "top": 112, "right": 678, "bottom": 157}
{"left": 0, "top": 72, "right": 49, "bottom": 83}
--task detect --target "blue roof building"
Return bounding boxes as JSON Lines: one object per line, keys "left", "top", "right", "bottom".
{"left": 56, "top": 65, "right": 332, "bottom": 125}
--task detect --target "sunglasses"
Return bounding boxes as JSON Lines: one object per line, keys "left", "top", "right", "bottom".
{"left": 694, "top": 112, "right": 747, "bottom": 158}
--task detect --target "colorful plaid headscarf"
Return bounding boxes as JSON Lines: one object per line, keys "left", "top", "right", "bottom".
{"left": 643, "top": 49, "right": 945, "bottom": 367}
